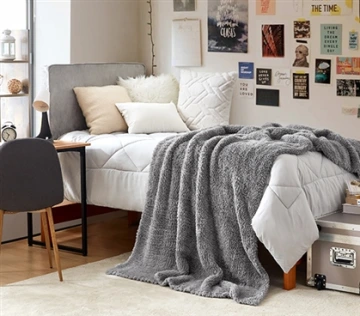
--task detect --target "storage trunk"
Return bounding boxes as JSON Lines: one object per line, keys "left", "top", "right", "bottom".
{"left": 307, "top": 213, "right": 360, "bottom": 294}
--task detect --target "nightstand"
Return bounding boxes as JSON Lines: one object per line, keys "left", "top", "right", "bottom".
{"left": 28, "top": 140, "right": 90, "bottom": 256}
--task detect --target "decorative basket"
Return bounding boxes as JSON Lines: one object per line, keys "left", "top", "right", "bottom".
{"left": 7, "top": 78, "right": 22, "bottom": 94}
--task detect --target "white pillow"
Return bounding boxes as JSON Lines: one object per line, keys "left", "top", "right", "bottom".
{"left": 117, "top": 74, "right": 179, "bottom": 104}
{"left": 177, "top": 70, "right": 237, "bottom": 130}
{"left": 115, "top": 102, "right": 189, "bottom": 134}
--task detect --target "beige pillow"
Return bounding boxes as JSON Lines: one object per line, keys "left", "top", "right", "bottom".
{"left": 73, "top": 85, "right": 131, "bottom": 135}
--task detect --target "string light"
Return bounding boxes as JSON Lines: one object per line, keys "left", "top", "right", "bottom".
{"left": 147, "top": 0, "right": 156, "bottom": 75}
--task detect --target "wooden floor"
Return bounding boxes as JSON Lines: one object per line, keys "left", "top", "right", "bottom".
{"left": 0, "top": 215, "right": 137, "bottom": 286}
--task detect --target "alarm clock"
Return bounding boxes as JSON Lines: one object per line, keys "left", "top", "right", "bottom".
{"left": 1, "top": 121, "right": 17, "bottom": 142}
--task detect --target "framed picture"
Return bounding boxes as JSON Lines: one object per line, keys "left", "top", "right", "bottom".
{"left": 315, "top": 58, "right": 331, "bottom": 84}
{"left": 174, "top": 0, "right": 195, "bottom": 12}
{"left": 293, "top": 40, "right": 310, "bottom": 68}
{"left": 336, "top": 79, "right": 360, "bottom": 97}
{"left": 262, "top": 24, "right": 285, "bottom": 57}
{"left": 293, "top": 73, "right": 309, "bottom": 99}
{"left": 208, "top": 0, "right": 249, "bottom": 53}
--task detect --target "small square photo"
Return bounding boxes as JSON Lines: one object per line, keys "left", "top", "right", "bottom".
{"left": 174, "top": 0, "right": 195, "bottom": 12}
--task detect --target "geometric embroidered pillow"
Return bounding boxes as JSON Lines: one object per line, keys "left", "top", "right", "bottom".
{"left": 177, "top": 70, "right": 237, "bottom": 130}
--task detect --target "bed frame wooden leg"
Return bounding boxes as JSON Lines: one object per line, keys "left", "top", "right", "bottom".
{"left": 283, "top": 264, "right": 297, "bottom": 290}
{"left": 127, "top": 211, "right": 141, "bottom": 227}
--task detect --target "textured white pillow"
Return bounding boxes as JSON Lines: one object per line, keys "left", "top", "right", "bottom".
{"left": 115, "top": 102, "right": 189, "bottom": 134}
{"left": 117, "top": 73, "right": 179, "bottom": 104}
{"left": 177, "top": 70, "right": 237, "bottom": 130}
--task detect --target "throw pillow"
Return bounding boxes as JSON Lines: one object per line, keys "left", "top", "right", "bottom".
{"left": 117, "top": 73, "right": 179, "bottom": 104}
{"left": 177, "top": 70, "right": 237, "bottom": 130}
{"left": 115, "top": 102, "right": 189, "bottom": 134}
{"left": 73, "top": 85, "right": 131, "bottom": 135}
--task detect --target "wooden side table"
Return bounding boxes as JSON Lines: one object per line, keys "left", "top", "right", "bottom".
{"left": 28, "top": 140, "right": 90, "bottom": 256}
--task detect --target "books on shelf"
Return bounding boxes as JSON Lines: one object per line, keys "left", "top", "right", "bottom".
{"left": 343, "top": 203, "right": 360, "bottom": 215}
{"left": 346, "top": 179, "right": 360, "bottom": 195}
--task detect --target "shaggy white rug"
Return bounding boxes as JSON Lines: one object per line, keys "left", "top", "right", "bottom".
{"left": 0, "top": 252, "right": 358, "bottom": 316}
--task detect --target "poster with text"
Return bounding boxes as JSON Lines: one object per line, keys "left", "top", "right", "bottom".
{"left": 256, "top": 68, "right": 272, "bottom": 85}
{"left": 276, "top": 0, "right": 302, "bottom": 16}
{"left": 341, "top": 105, "right": 358, "bottom": 116}
{"left": 293, "top": 73, "right": 309, "bottom": 99}
{"left": 315, "top": 59, "right": 331, "bottom": 84}
{"left": 239, "top": 80, "right": 254, "bottom": 98}
{"left": 320, "top": 24, "right": 342, "bottom": 55}
{"left": 238, "top": 62, "right": 254, "bottom": 79}
{"left": 336, "top": 79, "right": 360, "bottom": 97}
{"left": 294, "top": 20, "right": 310, "bottom": 38}
{"left": 172, "top": 20, "right": 201, "bottom": 67}
{"left": 349, "top": 32, "right": 358, "bottom": 50}
{"left": 336, "top": 57, "right": 360, "bottom": 75}
{"left": 273, "top": 68, "right": 291, "bottom": 86}
{"left": 208, "top": 0, "right": 248, "bottom": 53}
{"left": 262, "top": 24, "right": 285, "bottom": 57}
{"left": 305, "top": 0, "right": 352, "bottom": 16}
{"left": 256, "top": 0, "right": 275, "bottom": 15}
{"left": 293, "top": 40, "right": 310, "bottom": 68}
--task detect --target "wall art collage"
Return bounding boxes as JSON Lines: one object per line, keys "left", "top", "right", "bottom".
{"left": 235, "top": 0, "right": 358, "bottom": 114}
{"left": 172, "top": 0, "right": 359, "bottom": 115}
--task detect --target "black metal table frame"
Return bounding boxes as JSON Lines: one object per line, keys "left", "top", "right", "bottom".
{"left": 27, "top": 146, "right": 88, "bottom": 256}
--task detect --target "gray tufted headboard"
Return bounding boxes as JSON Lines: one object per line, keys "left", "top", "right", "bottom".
{"left": 48, "top": 62, "right": 146, "bottom": 139}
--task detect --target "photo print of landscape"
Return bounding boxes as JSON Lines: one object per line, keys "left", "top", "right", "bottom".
{"left": 208, "top": 0, "right": 248, "bottom": 53}
{"left": 336, "top": 79, "right": 360, "bottom": 97}
{"left": 294, "top": 20, "right": 310, "bottom": 38}
{"left": 262, "top": 24, "right": 285, "bottom": 57}
{"left": 315, "top": 58, "right": 331, "bottom": 84}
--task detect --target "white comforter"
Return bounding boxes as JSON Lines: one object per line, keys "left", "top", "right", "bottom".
{"left": 59, "top": 131, "right": 355, "bottom": 272}
{"left": 59, "top": 131, "right": 179, "bottom": 212}
{"left": 252, "top": 152, "right": 355, "bottom": 272}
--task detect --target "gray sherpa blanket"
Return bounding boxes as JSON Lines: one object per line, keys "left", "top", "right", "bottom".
{"left": 107, "top": 124, "right": 360, "bottom": 305}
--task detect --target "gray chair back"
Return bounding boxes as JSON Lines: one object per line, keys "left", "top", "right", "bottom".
{"left": 0, "top": 138, "right": 64, "bottom": 212}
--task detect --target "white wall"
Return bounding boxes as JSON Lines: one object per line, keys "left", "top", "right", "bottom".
{"left": 34, "top": 0, "right": 72, "bottom": 135}
{"left": 139, "top": 0, "right": 360, "bottom": 139}
{"left": 70, "top": 0, "right": 139, "bottom": 63}
{"left": 34, "top": 0, "right": 140, "bottom": 135}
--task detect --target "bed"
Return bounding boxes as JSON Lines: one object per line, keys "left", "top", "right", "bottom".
{"left": 48, "top": 63, "right": 357, "bottom": 293}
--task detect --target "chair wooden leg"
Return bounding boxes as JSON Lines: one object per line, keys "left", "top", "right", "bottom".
{"left": 46, "top": 207, "right": 63, "bottom": 282}
{"left": 283, "top": 264, "right": 297, "bottom": 290}
{"left": 0, "top": 210, "right": 4, "bottom": 252}
{"left": 40, "top": 211, "right": 53, "bottom": 269}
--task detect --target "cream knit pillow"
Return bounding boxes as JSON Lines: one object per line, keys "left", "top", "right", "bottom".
{"left": 117, "top": 74, "right": 179, "bottom": 104}
{"left": 73, "top": 85, "right": 131, "bottom": 135}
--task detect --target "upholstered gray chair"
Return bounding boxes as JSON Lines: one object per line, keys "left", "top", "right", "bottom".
{"left": 0, "top": 138, "right": 64, "bottom": 281}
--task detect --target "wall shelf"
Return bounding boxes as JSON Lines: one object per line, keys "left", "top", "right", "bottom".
{"left": 0, "top": 60, "right": 28, "bottom": 64}
{"left": 0, "top": 25, "right": 32, "bottom": 141}
{"left": 0, "top": 93, "right": 29, "bottom": 98}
